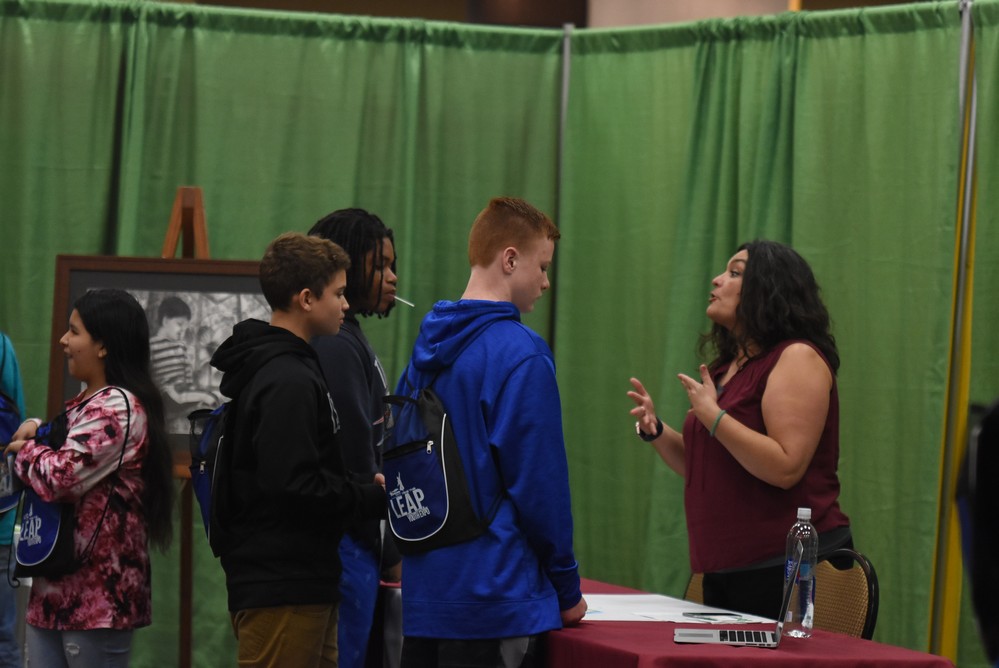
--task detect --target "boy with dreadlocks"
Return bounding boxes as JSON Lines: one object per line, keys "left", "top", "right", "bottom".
{"left": 309, "top": 208, "right": 402, "bottom": 668}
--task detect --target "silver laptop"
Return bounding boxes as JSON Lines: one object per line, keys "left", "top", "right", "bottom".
{"left": 673, "top": 541, "right": 803, "bottom": 649}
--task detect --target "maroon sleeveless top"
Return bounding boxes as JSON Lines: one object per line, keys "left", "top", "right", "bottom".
{"left": 682, "top": 340, "right": 850, "bottom": 573}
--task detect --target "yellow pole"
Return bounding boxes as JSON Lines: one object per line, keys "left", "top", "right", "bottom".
{"left": 929, "top": 34, "right": 977, "bottom": 662}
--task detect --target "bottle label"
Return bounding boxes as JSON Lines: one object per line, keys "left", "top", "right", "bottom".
{"left": 803, "top": 579, "right": 815, "bottom": 629}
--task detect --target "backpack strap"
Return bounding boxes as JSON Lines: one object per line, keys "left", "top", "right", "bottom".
{"left": 391, "top": 322, "right": 511, "bottom": 526}
{"left": 77, "top": 387, "right": 131, "bottom": 562}
{"left": 36, "top": 386, "right": 131, "bottom": 565}
{"left": 400, "top": 319, "right": 503, "bottom": 396}
{"left": 399, "top": 368, "right": 443, "bottom": 400}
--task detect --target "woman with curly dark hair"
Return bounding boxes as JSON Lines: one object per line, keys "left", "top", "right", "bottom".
{"left": 627, "top": 240, "right": 851, "bottom": 620}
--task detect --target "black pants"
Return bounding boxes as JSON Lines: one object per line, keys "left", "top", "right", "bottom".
{"left": 703, "top": 564, "right": 787, "bottom": 619}
{"left": 401, "top": 635, "right": 542, "bottom": 668}
{"left": 703, "top": 538, "right": 855, "bottom": 619}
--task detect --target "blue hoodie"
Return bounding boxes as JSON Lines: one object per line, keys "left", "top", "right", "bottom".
{"left": 395, "top": 299, "right": 582, "bottom": 639}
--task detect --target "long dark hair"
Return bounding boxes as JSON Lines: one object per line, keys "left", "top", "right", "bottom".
{"left": 74, "top": 288, "right": 174, "bottom": 550}
{"left": 700, "top": 240, "right": 839, "bottom": 374}
{"left": 309, "top": 208, "right": 396, "bottom": 318}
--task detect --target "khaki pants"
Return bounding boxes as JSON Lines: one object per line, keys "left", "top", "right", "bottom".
{"left": 232, "top": 604, "right": 339, "bottom": 668}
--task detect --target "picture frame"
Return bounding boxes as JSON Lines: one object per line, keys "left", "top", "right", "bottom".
{"left": 48, "top": 255, "right": 268, "bottom": 465}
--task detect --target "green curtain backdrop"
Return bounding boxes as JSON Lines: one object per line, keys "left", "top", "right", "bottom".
{"left": 2, "top": 0, "right": 997, "bottom": 665}
{"left": 972, "top": 3, "right": 999, "bottom": 423}
{"left": 111, "top": 3, "right": 563, "bottom": 376}
{"left": 1, "top": 2, "right": 562, "bottom": 665}
{"left": 0, "top": 1, "right": 137, "bottom": 410}
{"left": 557, "top": 2, "right": 964, "bottom": 657}
{"left": 791, "top": 5, "right": 969, "bottom": 659}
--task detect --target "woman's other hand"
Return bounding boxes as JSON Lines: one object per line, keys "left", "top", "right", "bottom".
{"left": 677, "top": 364, "right": 720, "bottom": 425}
{"left": 627, "top": 377, "right": 660, "bottom": 436}
{"left": 626, "top": 377, "right": 686, "bottom": 476}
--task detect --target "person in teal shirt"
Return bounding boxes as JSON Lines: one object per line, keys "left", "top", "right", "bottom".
{"left": 0, "top": 331, "right": 26, "bottom": 667}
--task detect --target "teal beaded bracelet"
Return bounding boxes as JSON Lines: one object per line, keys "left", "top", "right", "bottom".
{"left": 709, "top": 409, "right": 727, "bottom": 438}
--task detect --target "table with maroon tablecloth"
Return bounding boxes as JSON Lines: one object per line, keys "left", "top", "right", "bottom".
{"left": 545, "top": 579, "right": 955, "bottom": 668}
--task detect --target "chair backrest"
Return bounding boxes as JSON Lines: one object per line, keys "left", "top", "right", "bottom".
{"left": 812, "top": 548, "right": 879, "bottom": 640}
{"left": 683, "top": 572, "right": 704, "bottom": 604}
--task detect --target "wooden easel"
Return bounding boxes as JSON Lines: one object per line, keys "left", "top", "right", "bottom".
{"left": 161, "top": 186, "right": 206, "bottom": 668}
{"left": 162, "top": 186, "right": 210, "bottom": 260}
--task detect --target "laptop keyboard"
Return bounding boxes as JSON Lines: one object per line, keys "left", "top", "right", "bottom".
{"left": 718, "top": 630, "right": 776, "bottom": 646}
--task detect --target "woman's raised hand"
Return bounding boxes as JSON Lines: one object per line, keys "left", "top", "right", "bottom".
{"left": 627, "top": 377, "right": 661, "bottom": 435}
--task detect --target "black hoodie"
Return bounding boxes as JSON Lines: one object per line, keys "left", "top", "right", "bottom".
{"left": 211, "top": 318, "right": 386, "bottom": 612}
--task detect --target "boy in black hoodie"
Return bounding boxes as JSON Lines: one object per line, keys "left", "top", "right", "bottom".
{"left": 210, "top": 232, "right": 387, "bottom": 668}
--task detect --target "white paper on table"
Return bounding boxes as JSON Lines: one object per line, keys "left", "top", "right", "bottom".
{"left": 581, "top": 594, "right": 773, "bottom": 624}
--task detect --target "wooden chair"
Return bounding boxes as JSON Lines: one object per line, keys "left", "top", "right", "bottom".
{"left": 685, "top": 549, "right": 878, "bottom": 640}
{"left": 683, "top": 572, "right": 704, "bottom": 604}
{"left": 812, "top": 548, "right": 879, "bottom": 639}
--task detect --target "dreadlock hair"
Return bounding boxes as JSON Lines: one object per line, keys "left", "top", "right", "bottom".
{"left": 699, "top": 240, "right": 839, "bottom": 374}
{"left": 309, "top": 208, "right": 396, "bottom": 318}
{"left": 74, "top": 288, "right": 174, "bottom": 550}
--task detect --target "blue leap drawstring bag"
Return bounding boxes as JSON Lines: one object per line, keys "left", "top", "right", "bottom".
{"left": 15, "top": 387, "right": 130, "bottom": 578}
{"left": 382, "top": 376, "right": 500, "bottom": 555}
{"left": 15, "top": 410, "right": 75, "bottom": 576}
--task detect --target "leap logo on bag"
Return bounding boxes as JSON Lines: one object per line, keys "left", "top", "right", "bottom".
{"left": 20, "top": 502, "right": 42, "bottom": 546}
{"left": 388, "top": 472, "right": 429, "bottom": 523}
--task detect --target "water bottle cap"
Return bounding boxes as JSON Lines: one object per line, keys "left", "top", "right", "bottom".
{"left": 797, "top": 507, "right": 812, "bottom": 520}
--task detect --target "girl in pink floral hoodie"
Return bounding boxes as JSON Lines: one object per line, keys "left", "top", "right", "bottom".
{"left": 6, "top": 289, "right": 174, "bottom": 666}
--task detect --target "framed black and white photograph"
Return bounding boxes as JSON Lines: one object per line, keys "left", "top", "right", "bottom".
{"left": 48, "top": 255, "right": 268, "bottom": 455}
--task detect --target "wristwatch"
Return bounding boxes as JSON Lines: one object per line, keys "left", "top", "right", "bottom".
{"left": 636, "top": 418, "right": 664, "bottom": 442}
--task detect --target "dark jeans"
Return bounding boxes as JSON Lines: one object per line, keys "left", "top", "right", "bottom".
{"left": 401, "top": 635, "right": 542, "bottom": 668}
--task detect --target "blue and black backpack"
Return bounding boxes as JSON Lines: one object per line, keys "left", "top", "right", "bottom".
{"left": 187, "top": 402, "right": 233, "bottom": 557}
{"left": 382, "top": 371, "right": 500, "bottom": 555}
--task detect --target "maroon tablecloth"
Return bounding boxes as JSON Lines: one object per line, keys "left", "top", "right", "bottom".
{"left": 545, "top": 579, "right": 955, "bottom": 668}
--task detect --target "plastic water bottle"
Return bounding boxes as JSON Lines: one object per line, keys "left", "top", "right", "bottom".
{"left": 784, "top": 507, "right": 818, "bottom": 638}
